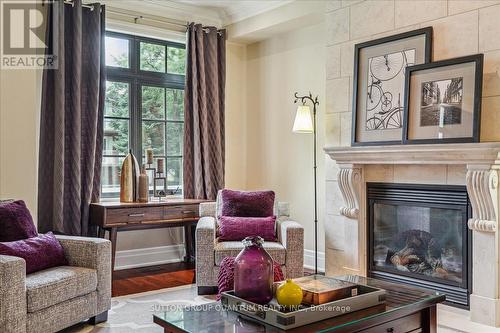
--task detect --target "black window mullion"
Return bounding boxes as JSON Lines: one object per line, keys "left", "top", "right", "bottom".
{"left": 131, "top": 78, "right": 140, "bottom": 165}
{"left": 130, "top": 37, "right": 141, "bottom": 165}
{"left": 103, "top": 116, "right": 129, "bottom": 120}
{"left": 167, "top": 87, "right": 168, "bottom": 160}
{"left": 164, "top": 44, "right": 167, "bottom": 73}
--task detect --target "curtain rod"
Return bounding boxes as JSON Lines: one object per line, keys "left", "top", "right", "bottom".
{"left": 62, "top": 2, "right": 224, "bottom": 35}
{"left": 107, "top": 8, "right": 188, "bottom": 30}
{"left": 107, "top": 8, "right": 224, "bottom": 35}
{"left": 63, "top": 0, "right": 96, "bottom": 11}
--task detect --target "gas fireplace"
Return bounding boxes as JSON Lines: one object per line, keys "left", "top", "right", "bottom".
{"left": 367, "top": 183, "right": 471, "bottom": 307}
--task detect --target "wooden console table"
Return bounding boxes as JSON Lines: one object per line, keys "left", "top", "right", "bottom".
{"left": 90, "top": 199, "right": 210, "bottom": 270}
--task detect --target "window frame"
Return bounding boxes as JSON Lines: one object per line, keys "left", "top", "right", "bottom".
{"left": 103, "top": 31, "right": 186, "bottom": 199}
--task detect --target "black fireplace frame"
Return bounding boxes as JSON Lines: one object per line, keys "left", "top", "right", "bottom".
{"left": 366, "top": 182, "right": 472, "bottom": 308}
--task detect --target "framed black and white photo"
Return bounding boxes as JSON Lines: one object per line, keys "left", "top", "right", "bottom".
{"left": 352, "top": 27, "right": 432, "bottom": 146}
{"left": 403, "top": 54, "right": 483, "bottom": 144}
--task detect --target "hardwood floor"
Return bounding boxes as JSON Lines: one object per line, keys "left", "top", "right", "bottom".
{"left": 112, "top": 262, "right": 195, "bottom": 297}
{"left": 112, "top": 263, "right": 317, "bottom": 297}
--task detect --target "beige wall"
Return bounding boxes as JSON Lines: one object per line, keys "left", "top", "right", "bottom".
{"left": 225, "top": 42, "right": 248, "bottom": 189}
{"left": 0, "top": 69, "right": 42, "bottom": 219}
{"left": 324, "top": 0, "right": 500, "bottom": 274}
{"left": 0, "top": 0, "right": 45, "bottom": 220}
{"left": 243, "top": 21, "right": 327, "bottom": 263}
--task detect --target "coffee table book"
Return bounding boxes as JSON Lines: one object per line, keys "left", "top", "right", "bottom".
{"left": 282, "top": 275, "right": 358, "bottom": 305}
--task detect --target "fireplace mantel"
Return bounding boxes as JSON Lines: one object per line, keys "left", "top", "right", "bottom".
{"left": 324, "top": 142, "right": 500, "bottom": 326}
{"left": 324, "top": 142, "right": 500, "bottom": 165}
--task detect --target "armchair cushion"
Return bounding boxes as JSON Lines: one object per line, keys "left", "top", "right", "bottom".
{"left": 220, "top": 189, "right": 275, "bottom": 217}
{"left": 214, "top": 240, "right": 286, "bottom": 266}
{"left": 218, "top": 216, "right": 277, "bottom": 241}
{"left": 0, "top": 199, "right": 37, "bottom": 242}
{"left": 0, "top": 232, "right": 67, "bottom": 274}
{"left": 25, "top": 266, "right": 97, "bottom": 312}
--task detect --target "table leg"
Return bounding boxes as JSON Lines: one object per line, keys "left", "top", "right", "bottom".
{"left": 109, "top": 227, "right": 118, "bottom": 271}
{"left": 190, "top": 223, "right": 196, "bottom": 259}
{"left": 98, "top": 227, "right": 105, "bottom": 238}
{"left": 183, "top": 224, "right": 192, "bottom": 262}
{"left": 422, "top": 305, "right": 437, "bottom": 333}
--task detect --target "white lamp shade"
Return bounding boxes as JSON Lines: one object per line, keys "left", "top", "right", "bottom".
{"left": 292, "top": 105, "right": 313, "bottom": 133}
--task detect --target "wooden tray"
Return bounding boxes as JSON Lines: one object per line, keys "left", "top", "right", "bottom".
{"left": 275, "top": 275, "right": 358, "bottom": 305}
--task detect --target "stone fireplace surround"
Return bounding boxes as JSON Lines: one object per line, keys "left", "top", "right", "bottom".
{"left": 324, "top": 142, "right": 500, "bottom": 327}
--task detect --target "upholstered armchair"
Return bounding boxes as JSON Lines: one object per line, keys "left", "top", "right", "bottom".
{"left": 196, "top": 198, "right": 304, "bottom": 294}
{"left": 0, "top": 235, "right": 111, "bottom": 333}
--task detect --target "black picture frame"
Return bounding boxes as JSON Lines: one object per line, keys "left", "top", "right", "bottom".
{"left": 402, "top": 54, "right": 483, "bottom": 144}
{"left": 351, "top": 27, "right": 433, "bottom": 146}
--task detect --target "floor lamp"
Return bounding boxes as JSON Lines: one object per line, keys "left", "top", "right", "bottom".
{"left": 293, "top": 92, "right": 319, "bottom": 274}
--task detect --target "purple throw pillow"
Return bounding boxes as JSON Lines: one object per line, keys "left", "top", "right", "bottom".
{"left": 218, "top": 216, "right": 277, "bottom": 241}
{"left": 220, "top": 189, "right": 275, "bottom": 217}
{"left": 0, "top": 232, "right": 68, "bottom": 274}
{"left": 0, "top": 200, "right": 38, "bottom": 242}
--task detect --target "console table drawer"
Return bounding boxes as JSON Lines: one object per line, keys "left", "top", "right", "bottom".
{"left": 357, "top": 312, "right": 421, "bottom": 333}
{"left": 106, "top": 207, "right": 163, "bottom": 225}
{"left": 164, "top": 205, "right": 199, "bottom": 220}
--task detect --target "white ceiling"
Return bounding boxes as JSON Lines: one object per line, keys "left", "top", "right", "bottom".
{"left": 174, "top": 0, "right": 293, "bottom": 25}
{"left": 102, "top": 0, "right": 292, "bottom": 27}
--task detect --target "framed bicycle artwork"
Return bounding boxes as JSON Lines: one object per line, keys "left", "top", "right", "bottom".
{"left": 403, "top": 54, "right": 483, "bottom": 144}
{"left": 351, "top": 27, "right": 432, "bottom": 146}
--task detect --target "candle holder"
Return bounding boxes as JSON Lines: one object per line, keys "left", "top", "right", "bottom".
{"left": 145, "top": 164, "right": 156, "bottom": 200}
{"left": 153, "top": 171, "right": 167, "bottom": 201}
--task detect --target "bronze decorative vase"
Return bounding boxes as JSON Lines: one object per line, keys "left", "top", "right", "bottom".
{"left": 120, "top": 149, "right": 140, "bottom": 202}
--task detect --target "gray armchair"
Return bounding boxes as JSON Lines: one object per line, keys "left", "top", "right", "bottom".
{"left": 0, "top": 235, "right": 111, "bottom": 333}
{"left": 196, "top": 199, "right": 304, "bottom": 294}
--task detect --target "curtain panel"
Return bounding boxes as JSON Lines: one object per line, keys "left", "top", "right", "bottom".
{"left": 183, "top": 23, "right": 226, "bottom": 200}
{"left": 38, "top": 0, "right": 105, "bottom": 236}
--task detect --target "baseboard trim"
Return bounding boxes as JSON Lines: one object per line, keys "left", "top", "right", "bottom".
{"left": 115, "top": 244, "right": 185, "bottom": 270}
{"left": 303, "top": 249, "right": 325, "bottom": 272}
{"left": 115, "top": 245, "right": 325, "bottom": 272}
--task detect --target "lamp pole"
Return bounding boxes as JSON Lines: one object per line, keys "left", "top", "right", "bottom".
{"left": 294, "top": 92, "right": 319, "bottom": 274}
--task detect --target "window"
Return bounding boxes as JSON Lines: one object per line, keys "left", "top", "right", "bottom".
{"left": 102, "top": 32, "right": 186, "bottom": 198}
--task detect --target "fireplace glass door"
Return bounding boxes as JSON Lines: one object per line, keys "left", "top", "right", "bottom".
{"left": 372, "top": 203, "right": 466, "bottom": 286}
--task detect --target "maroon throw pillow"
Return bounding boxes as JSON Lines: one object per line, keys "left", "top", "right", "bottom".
{"left": 218, "top": 216, "right": 277, "bottom": 241}
{"left": 0, "top": 232, "right": 68, "bottom": 274}
{"left": 221, "top": 189, "right": 275, "bottom": 217}
{"left": 0, "top": 200, "right": 38, "bottom": 242}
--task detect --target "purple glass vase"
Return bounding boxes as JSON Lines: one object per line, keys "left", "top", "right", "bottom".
{"left": 234, "top": 236, "right": 274, "bottom": 305}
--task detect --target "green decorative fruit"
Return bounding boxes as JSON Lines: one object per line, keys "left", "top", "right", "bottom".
{"left": 276, "top": 279, "right": 303, "bottom": 307}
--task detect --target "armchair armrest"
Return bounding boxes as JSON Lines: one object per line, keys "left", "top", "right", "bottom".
{"left": 195, "top": 217, "right": 216, "bottom": 286}
{"left": 0, "top": 255, "right": 26, "bottom": 333}
{"left": 277, "top": 218, "right": 304, "bottom": 279}
{"left": 55, "top": 235, "right": 111, "bottom": 314}
{"left": 199, "top": 202, "right": 216, "bottom": 218}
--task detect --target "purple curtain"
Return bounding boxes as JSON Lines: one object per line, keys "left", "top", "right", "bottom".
{"left": 183, "top": 23, "right": 226, "bottom": 200}
{"left": 38, "top": 0, "right": 105, "bottom": 236}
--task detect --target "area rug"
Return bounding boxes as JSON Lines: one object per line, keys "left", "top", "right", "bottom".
{"left": 62, "top": 284, "right": 215, "bottom": 333}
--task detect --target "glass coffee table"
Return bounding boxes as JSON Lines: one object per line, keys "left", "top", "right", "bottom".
{"left": 153, "top": 275, "right": 445, "bottom": 333}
